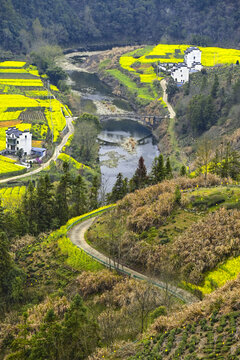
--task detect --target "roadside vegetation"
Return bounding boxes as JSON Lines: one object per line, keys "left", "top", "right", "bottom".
{"left": 87, "top": 174, "right": 240, "bottom": 299}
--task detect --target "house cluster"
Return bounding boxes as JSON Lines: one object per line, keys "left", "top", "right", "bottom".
{"left": 5, "top": 127, "right": 46, "bottom": 159}
{"left": 158, "top": 47, "right": 202, "bottom": 84}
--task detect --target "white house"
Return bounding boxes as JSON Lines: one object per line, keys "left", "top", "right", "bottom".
{"left": 6, "top": 127, "right": 32, "bottom": 156}
{"left": 184, "top": 47, "right": 202, "bottom": 69}
{"left": 169, "top": 47, "right": 203, "bottom": 84}
{"left": 171, "top": 63, "right": 189, "bottom": 84}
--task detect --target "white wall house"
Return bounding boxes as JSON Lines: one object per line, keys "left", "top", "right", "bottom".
{"left": 6, "top": 127, "right": 32, "bottom": 156}
{"left": 184, "top": 47, "right": 202, "bottom": 68}
{"left": 171, "top": 63, "right": 189, "bottom": 84}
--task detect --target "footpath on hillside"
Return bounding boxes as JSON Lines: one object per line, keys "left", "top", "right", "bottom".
{"left": 68, "top": 216, "right": 198, "bottom": 305}
{"left": 160, "top": 79, "right": 187, "bottom": 167}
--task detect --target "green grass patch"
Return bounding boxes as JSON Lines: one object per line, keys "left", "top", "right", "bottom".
{"left": 58, "top": 236, "right": 103, "bottom": 272}
{"left": 98, "top": 59, "right": 111, "bottom": 71}
{"left": 107, "top": 69, "right": 155, "bottom": 101}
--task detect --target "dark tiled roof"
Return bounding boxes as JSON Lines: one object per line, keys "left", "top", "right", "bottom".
{"left": 5, "top": 127, "right": 23, "bottom": 137}
{"left": 172, "top": 63, "right": 188, "bottom": 72}
{"left": 184, "top": 47, "right": 201, "bottom": 55}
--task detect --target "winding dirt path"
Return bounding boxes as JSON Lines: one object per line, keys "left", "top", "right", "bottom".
{"left": 160, "top": 79, "right": 176, "bottom": 118}
{"left": 68, "top": 217, "right": 198, "bottom": 305}
{"left": 0, "top": 116, "right": 75, "bottom": 184}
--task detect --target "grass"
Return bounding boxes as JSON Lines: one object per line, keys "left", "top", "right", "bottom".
{"left": 58, "top": 236, "right": 103, "bottom": 272}
{"left": 107, "top": 69, "right": 155, "bottom": 101}
{"left": 189, "top": 256, "right": 240, "bottom": 294}
{"left": 58, "top": 153, "right": 91, "bottom": 170}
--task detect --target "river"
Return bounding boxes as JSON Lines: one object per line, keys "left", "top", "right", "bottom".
{"left": 61, "top": 52, "right": 159, "bottom": 192}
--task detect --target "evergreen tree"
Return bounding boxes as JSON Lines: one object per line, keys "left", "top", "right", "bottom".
{"left": 0, "top": 199, "right": 5, "bottom": 233}
{"left": 54, "top": 162, "right": 71, "bottom": 226}
{"left": 211, "top": 74, "right": 219, "bottom": 98}
{"left": 28, "top": 295, "right": 99, "bottom": 360}
{"left": 71, "top": 175, "right": 87, "bottom": 217}
{"left": 109, "top": 173, "right": 128, "bottom": 202}
{"left": 130, "top": 156, "right": 148, "bottom": 191}
{"left": 150, "top": 154, "right": 165, "bottom": 184}
{"left": 36, "top": 175, "right": 54, "bottom": 232}
{"left": 174, "top": 186, "right": 181, "bottom": 205}
{"left": 23, "top": 181, "right": 38, "bottom": 235}
{"left": 180, "top": 165, "right": 187, "bottom": 176}
{"left": 0, "top": 232, "right": 12, "bottom": 302}
{"left": 165, "top": 157, "right": 173, "bottom": 179}
{"left": 89, "top": 175, "right": 100, "bottom": 210}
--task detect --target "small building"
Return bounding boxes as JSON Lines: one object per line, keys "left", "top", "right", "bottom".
{"left": 31, "top": 147, "right": 46, "bottom": 158}
{"left": 5, "top": 127, "right": 32, "bottom": 156}
{"left": 190, "top": 61, "right": 203, "bottom": 73}
{"left": 184, "top": 47, "right": 202, "bottom": 68}
{"left": 171, "top": 63, "right": 189, "bottom": 84}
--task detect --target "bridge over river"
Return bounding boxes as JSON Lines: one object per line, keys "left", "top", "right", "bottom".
{"left": 99, "top": 113, "right": 165, "bottom": 130}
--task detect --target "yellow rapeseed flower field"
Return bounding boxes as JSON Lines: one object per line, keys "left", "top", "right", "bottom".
{"left": 58, "top": 153, "right": 90, "bottom": 170}
{"left": 0, "top": 79, "right": 43, "bottom": 87}
{"left": 0, "top": 61, "right": 26, "bottom": 68}
{"left": 0, "top": 185, "right": 26, "bottom": 208}
{"left": 188, "top": 256, "right": 240, "bottom": 294}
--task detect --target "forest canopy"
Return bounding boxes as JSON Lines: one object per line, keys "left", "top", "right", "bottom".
{"left": 1, "top": 0, "right": 240, "bottom": 53}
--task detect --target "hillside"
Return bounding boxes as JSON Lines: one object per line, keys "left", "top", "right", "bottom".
{"left": 97, "top": 274, "right": 240, "bottom": 359}
{"left": 1, "top": 0, "right": 240, "bottom": 54}
{"left": 0, "top": 209, "right": 182, "bottom": 359}
{"left": 86, "top": 175, "right": 240, "bottom": 297}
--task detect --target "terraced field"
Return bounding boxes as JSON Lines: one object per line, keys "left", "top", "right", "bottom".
{"left": 130, "top": 309, "right": 240, "bottom": 359}
{"left": 0, "top": 61, "right": 67, "bottom": 151}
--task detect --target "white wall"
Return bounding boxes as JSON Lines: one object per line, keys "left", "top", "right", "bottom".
{"left": 171, "top": 66, "right": 189, "bottom": 83}
{"left": 17, "top": 132, "right": 32, "bottom": 155}
{"left": 184, "top": 50, "right": 202, "bottom": 68}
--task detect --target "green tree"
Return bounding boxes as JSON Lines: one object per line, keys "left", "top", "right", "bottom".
{"left": 166, "top": 78, "right": 178, "bottom": 101}
{"left": 211, "top": 74, "right": 219, "bottom": 98}
{"left": 71, "top": 175, "right": 87, "bottom": 217}
{"left": 180, "top": 165, "right": 187, "bottom": 176}
{"left": 22, "top": 182, "right": 38, "bottom": 235}
{"left": 150, "top": 154, "right": 165, "bottom": 184}
{"left": 130, "top": 156, "right": 148, "bottom": 191}
{"left": 36, "top": 175, "right": 54, "bottom": 232}
{"left": 0, "top": 232, "right": 12, "bottom": 303}
{"left": 174, "top": 186, "right": 181, "bottom": 205}
{"left": 165, "top": 157, "right": 173, "bottom": 179}
{"left": 89, "top": 175, "right": 100, "bottom": 210}
{"left": 188, "top": 94, "right": 216, "bottom": 134}
{"left": 54, "top": 162, "right": 72, "bottom": 226}
{"left": 109, "top": 173, "right": 128, "bottom": 202}
{"left": 28, "top": 295, "right": 99, "bottom": 360}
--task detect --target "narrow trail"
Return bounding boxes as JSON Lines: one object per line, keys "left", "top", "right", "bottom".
{"left": 160, "top": 79, "right": 176, "bottom": 118}
{"left": 0, "top": 116, "right": 75, "bottom": 184}
{"left": 68, "top": 217, "right": 199, "bottom": 305}
{"left": 160, "top": 79, "right": 187, "bottom": 166}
